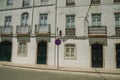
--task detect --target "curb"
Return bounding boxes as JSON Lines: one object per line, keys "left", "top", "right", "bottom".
{"left": 1, "top": 63, "right": 120, "bottom": 75}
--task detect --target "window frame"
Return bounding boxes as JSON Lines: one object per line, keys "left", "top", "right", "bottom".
{"left": 41, "top": 0, "right": 48, "bottom": 2}
{"left": 23, "top": 0, "right": 30, "bottom": 7}
{"left": 18, "top": 42, "right": 27, "bottom": 57}
{"left": 66, "top": 0, "right": 75, "bottom": 5}
{"left": 7, "top": 0, "right": 13, "bottom": 6}
{"left": 64, "top": 44, "right": 76, "bottom": 60}
{"left": 4, "top": 16, "right": 12, "bottom": 27}
{"left": 91, "top": 0, "right": 101, "bottom": 4}
{"left": 21, "top": 12, "right": 29, "bottom": 26}
{"left": 114, "top": 0, "right": 120, "bottom": 3}
{"left": 39, "top": 14, "right": 48, "bottom": 26}
{"left": 115, "top": 12, "right": 120, "bottom": 27}
{"left": 66, "top": 15, "right": 75, "bottom": 28}
{"left": 91, "top": 13, "right": 101, "bottom": 26}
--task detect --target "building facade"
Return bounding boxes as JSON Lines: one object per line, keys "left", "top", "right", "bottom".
{"left": 0, "top": 0, "right": 120, "bottom": 70}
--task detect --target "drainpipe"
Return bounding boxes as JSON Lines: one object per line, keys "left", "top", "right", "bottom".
{"left": 84, "top": 0, "right": 92, "bottom": 38}
{"left": 54, "top": 0, "right": 58, "bottom": 67}
{"left": 31, "top": 0, "right": 35, "bottom": 35}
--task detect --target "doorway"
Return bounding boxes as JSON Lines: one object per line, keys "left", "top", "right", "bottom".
{"left": 0, "top": 41, "right": 12, "bottom": 61}
{"left": 37, "top": 41, "right": 47, "bottom": 64}
{"left": 92, "top": 43, "right": 103, "bottom": 68}
{"left": 116, "top": 44, "right": 120, "bottom": 68}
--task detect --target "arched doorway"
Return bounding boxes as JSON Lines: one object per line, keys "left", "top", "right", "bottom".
{"left": 116, "top": 44, "right": 120, "bottom": 68}
{"left": 92, "top": 43, "right": 103, "bottom": 68}
{"left": 37, "top": 41, "right": 47, "bottom": 64}
{"left": 0, "top": 41, "right": 12, "bottom": 61}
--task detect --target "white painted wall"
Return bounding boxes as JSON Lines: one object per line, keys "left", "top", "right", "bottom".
{"left": 0, "top": 0, "right": 120, "bottom": 70}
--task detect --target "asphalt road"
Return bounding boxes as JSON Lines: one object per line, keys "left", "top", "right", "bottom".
{"left": 0, "top": 66, "right": 120, "bottom": 80}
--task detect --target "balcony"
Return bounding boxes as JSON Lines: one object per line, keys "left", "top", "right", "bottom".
{"left": 88, "top": 26, "right": 107, "bottom": 37}
{"left": 0, "top": 26, "right": 13, "bottom": 36}
{"left": 16, "top": 25, "right": 30, "bottom": 36}
{"left": 65, "top": 28, "right": 75, "bottom": 36}
{"left": 116, "top": 27, "right": 120, "bottom": 36}
{"left": 35, "top": 24, "right": 51, "bottom": 36}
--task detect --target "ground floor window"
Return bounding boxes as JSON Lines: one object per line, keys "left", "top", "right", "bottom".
{"left": 18, "top": 42, "right": 27, "bottom": 56}
{"left": 64, "top": 44, "right": 76, "bottom": 59}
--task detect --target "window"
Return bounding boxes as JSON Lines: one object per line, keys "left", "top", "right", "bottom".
{"left": 41, "top": 0, "right": 48, "bottom": 2}
{"left": 91, "top": 0, "right": 100, "bottom": 4}
{"left": 4, "top": 16, "right": 12, "bottom": 27}
{"left": 40, "top": 14, "right": 48, "bottom": 26}
{"left": 92, "top": 13, "right": 101, "bottom": 26}
{"left": 18, "top": 43, "right": 27, "bottom": 56}
{"left": 23, "top": 0, "right": 30, "bottom": 7}
{"left": 66, "top": 15, "right": 75, "bottom": 35}
{"left": 66, "top": 15, "right": 75, "bottom": 28}
{"left": 114, "top": 0, "right": 120, "bottom": 2}
{"left": 21, "top": 13, "right": 29, "bottom": 26}
{"left": 7, "top": 0, "right": 13, "bottom": 6}
{"left": 115, "top": 13, "right": 120, "bottom": 27}
{"left": 66, "top": 0, "right": 75, "bottom": 5}
{"left": 65, "top": 44, "right": 76, "bottom": 59}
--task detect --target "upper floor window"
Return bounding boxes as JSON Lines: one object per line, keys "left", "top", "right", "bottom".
{"left": 66, "top": 15, "right": 75, "bottom": 28}
{"left": 21, "top": 13, "right": 29, "bottom": 26}
{"left": 23, "top": 0, "right": 30, "bottom": 7}
{"left": 66, "top": 0, "right": 75, "bottom": 5}
{"left": 115, "top": 13, "right": 120, "bottom": 27}
{"left": 4, "top": 16, "right": 12, "bottom": 27}
{"left": 41, "top": 0, "right": 48, "bottom": 2}
{"left": 92, "top": 13, "right": 101, "bottom": 26}
{"left": 91, "top": 0, "right": 100, "bottom": 4}
{"left": 39, "top": 14, "right": 48, "bottom": 26}
{"left": 7, "top": 0, "right": 13, "bottom": 6}
{"left": 114, "top": 0, "right": 120, "bottom": 2}
{"left": 64, "top": 44, "right": 76, "bottom": 59}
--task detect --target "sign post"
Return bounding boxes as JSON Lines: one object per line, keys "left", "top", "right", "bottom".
{"left": 55, "top": 39, "right": 61, "bottom": 69}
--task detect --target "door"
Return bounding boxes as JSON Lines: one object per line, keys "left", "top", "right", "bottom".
{"left": 116, "top": 44, "right": 120, "bottom": 68}
{"left": 92, "top": 44, "right": 103, "bottom": 68}
{"left": 0, "top": 41, "right": 12, "bottom": 61}
{"left": 37, "top": 41, "right": 47, "bottom": 64}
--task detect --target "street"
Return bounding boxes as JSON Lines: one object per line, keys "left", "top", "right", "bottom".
{"left": 0, "top": 66, "right": 120, "bottom": 80}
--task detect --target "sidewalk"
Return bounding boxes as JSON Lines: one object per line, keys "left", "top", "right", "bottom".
{"left": 0, "top": 61, "right": 120, "bottom": 75}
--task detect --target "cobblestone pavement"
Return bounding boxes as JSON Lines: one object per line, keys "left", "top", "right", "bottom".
{"left": 0, "top": 66, "right": 120, "bottom": 80}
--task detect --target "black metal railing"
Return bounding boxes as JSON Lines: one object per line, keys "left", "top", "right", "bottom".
{"left": 16, "top": 25, "right": 30, "bottom": 35}
{"left": 65, "top": 28, "right": 75, "bottom": 35}
{"left": 88, "top": 26, "right": 107, "bottom": 36}
{"left": 0, "top": 26, "right": 13, "bottom": 35}
{"left": 35, "top": 24, "right": 51, "bottom": 35}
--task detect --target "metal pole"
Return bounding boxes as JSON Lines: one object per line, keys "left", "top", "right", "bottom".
{"left": 54, "top": 0, "right": 58, "bottom": 67}
{"left": 57, "top": 45, "right": 59, "bottom": 69}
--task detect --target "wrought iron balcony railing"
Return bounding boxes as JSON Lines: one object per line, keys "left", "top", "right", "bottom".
{"left": 65, "top": 28, "right": 75, "bottom": 36}
{"left": 16, "top": 25, "right": 30, "bottom": 36}
{"left": 88, "top": 26, "right": 107, "bottom": 37}
{"left": 35, "top": 24, "right": 51, "bottom": 36}
{"left": 0, "top": 26, "right": 13, "bottom": 36}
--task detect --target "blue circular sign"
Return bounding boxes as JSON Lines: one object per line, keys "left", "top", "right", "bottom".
{"left": 55, "top": 39, "right": 61, "bottom": 45}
